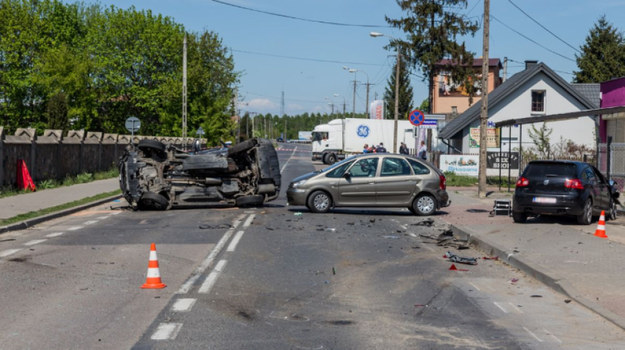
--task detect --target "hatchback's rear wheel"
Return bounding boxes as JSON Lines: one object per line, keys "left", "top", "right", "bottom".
{"left": 512, "top": 211, "right": 527, "bottom": 223}
{"left": 577, "top": 198, "right": 593, "bottom": 225}
{"left": 412, "top": 194, "right": 436, "bottom": 216}
{"left": 608, "top": 198, "right": 618, "bottom": 221}
{"left": 307, "top": 190, "right": 332, "bottom": 213}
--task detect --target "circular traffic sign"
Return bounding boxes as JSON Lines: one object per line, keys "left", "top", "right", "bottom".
{"left": 409, "top": 109, "right": 425, "bottom": 126}
{"left": 125, "top": 116, "right": 141, "bottom": 132}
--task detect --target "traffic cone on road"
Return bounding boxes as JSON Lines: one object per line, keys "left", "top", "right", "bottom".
{"left": 594, "top": 211, "right": 608, "bottom": 239}
{"left": 141, "top": 243, "right": 166, "bottom": 289}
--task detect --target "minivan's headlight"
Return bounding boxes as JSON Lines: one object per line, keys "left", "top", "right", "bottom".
{"left": 291, "top": 179, "right": 308, "bottom": 188}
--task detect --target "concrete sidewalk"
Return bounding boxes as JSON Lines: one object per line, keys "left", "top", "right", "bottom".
{"left": 439, "top": 186, "right": 625, "bottom": 331}
{"left": 0, "top": 178, "right": 121, "bottom": 232}
{"left": 1, "top": 180, "right": 625, "bottom": 331}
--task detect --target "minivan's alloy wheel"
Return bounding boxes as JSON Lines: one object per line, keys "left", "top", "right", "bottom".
{"left": 412, "top": 194, "right": 436, "bottom": 216}
{"left": 307, "top": 191, "right": 331, "bottom": 213}
{"left": 577, "top": 198, "right": 593, "bottom": 225}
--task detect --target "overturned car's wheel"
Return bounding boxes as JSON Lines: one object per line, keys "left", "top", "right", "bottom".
{"left": 236, "top": 195, "right": 264, "bottom": 207}
{"left": 138, "top": 139, "right": 166, "bottom": 159}
{"left": 138, "top": 192, "right": 169, "bottom": 211}
{"left": 228, "top": 138, "right": 258, "bottom": 156}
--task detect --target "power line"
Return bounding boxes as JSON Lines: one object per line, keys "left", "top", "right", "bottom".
{"left": 209, "top": 0, "right": 390, "bottom": 28}
{"left": 491, "top": 14, "right": 575, "bottom": 62}
{"left": 232, "top": 49, "right": 384, "bottom": 67}
{"left": 507, "top": 0, "right": 580, "bottom": 53}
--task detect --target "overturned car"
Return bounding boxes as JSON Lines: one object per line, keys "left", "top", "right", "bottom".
{"left": 119, "top": 138, "right": 281, "bottom": 210}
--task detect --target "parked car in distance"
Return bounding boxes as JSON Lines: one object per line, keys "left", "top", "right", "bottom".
{"left": 287, "top": 153, "right": 450, "bottom": 215}
{"left": 119, "top": 138, "right": 281, "bottom": 210}
{"left": 512, "top": 160, "right": 620, "bottom": 224}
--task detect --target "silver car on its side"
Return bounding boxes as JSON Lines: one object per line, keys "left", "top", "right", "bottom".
{"left": 287, "top": 153, "right": 450, "bottom": 215}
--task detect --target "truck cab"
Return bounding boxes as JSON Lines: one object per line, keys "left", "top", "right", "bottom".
{"left": 311, "top": 120, "right": 345, "bottom": 164}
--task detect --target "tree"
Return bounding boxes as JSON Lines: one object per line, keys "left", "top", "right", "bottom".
{"left": 386, "top": 0, "right": 479, "bottom": 113}
{"left": 574, "top": 16, "right": 625, "bottom": 83}
{"left": 528, "top": 123, "right": 553, "bottom": 159}
{"left": 383, "top": 59, "right": 414, "bottom": 120}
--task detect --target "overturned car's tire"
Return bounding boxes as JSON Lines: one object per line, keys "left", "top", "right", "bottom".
{"left": 138, "top": 192, "right": 169, "bottom": 211}
{"left": 228, "top": 138, "right": 258, "bottom": 156}
{"left": 138, "top": 139, "right": 166, "bottom": 159}
{"left": 236, "top": 195, "right": 264, "bottom": 207}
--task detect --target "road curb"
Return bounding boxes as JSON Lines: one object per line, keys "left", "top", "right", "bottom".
{"left": 451, "top": 224, "right": 625, "bottom": 332}
{"left": 0, "top": 195, "right": 122, "bottom": 234}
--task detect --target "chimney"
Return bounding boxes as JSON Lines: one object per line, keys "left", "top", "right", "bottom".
{"left": 525, "top": 60, "right": 538, "bottom": 70}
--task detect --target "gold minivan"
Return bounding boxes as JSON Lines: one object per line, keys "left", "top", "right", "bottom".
{"left": 287, "top": 153, "right": 450, "bottom": 215}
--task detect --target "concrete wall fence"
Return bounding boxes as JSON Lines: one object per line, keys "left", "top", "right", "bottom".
{"left": 0, "top": 126, "right": 198, "bottom": 188}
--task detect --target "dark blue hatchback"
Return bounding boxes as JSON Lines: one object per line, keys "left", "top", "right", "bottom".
{"left": 512, "top": 160, "right": 619, "bottom": 225}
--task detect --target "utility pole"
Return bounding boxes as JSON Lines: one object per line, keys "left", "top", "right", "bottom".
{"left": 364, "top": 80, "right": 373, "bottom": 116}
{"left": 393, "top": 47, "right": 401, "bottom": 153}
{"left": 503, "top": 56, "right": 508, "bottom": 82}
{"left": 182, "top": 33, "right": 188, "bottom": 150}
{"left": 352, "top": 77, "right": 357, "bottom": 118}
{"left": 478, "top": 0, "right": 490, "bottom": 198}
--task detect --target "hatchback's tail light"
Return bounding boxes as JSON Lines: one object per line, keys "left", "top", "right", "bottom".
{"left": 565, "top": 178, "right": 584, "bottom": 190}
{"left": 439, "top": 174, "right": 446, "bottom": 190}
{"left": 516, "top": 177, "right": 529, "bottom": 187}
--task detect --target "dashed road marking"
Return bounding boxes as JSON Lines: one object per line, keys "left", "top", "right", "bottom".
{"left": 151, "top": 323, "right": 183, "bottom": 340}
{"left": 83, "top": 220, "right": 99, "bottom": 225}
{"left": 508, "top": 302, "right": 524, "bottom": 314}
{"left": 198, "top": 259, "right": 228, "bottom": 294}
{"left": 67, "top": 226, "right": 83, "bottom": 231}
{"left": 469, "top": 282, "right": 481, "bottom": 291}
{"left": 177, "top": 214, "right": 246, "bottom": 294}
{"left": 242, "top": 214, "right": 255, "bottom": 228}
{"left": 523, "top": 327, "right": 543, "bottom": 342}
{"left": 227, "top": 231, "right": 245, "bottom": 252}
{"left": 24, "top": 239, "right": 47, "bottom": 246}
{"left": 46, "top": 232, "right": 64, "bottom": 238}
{"left": 543, "top": 328, "right": 562, "bottom": 344}
{"left": 493, "top": 302, "right": 508, "bottom": 313}
{"left": 172, "top": 298, "right": 197, "bottom": 312}
{"left": 0, "top": 249, "right": 22, "bottom": 258}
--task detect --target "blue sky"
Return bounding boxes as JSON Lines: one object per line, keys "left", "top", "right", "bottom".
{"left": 82, "top": 0, "right": 625, "bottom": 116}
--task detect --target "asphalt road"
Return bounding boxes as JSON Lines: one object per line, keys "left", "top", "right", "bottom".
{"left": 0, "top": 143, "right": 623, "bottom": 349}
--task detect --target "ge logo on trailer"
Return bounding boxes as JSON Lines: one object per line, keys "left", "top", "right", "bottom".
{"left": 357, "top": 125, "right": 370, "bottom": 138}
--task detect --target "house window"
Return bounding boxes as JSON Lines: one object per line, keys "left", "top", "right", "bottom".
{"left": 531, "top": 90, "right": 545, "bottom": 112}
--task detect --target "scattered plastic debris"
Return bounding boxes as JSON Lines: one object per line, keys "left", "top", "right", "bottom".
{"left": 564, "top": 299, "right": 571, "bottom": 304}
{"left": 332, "top": 267, "right": 336, "bottom": 275}
{"left": 530, "top": 295, "right": 543, "bottom": 298}
{"left": 445, "top": 251, "right": 477, "bottom": 265}
{"left": 510, "top": 278, "right": 519, "bottom": 283}
{"left": 482, "top": 256, "right": 499, "bottom": 260}
{"left": 294, "top": 212, "right": 303, "bottom": 216}
{"left": 325, "top": 228, "right": 336, "bottom": 232}
{"left": 449, "top": 264, "right": 469, "bottom": 271}
{"left": 412, "top": 218, "right": 435, "bottom": 227}
{"left": 383, "top": 235, "right": 399, "bottom": 239}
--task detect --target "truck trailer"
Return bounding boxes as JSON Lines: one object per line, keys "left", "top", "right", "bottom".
{"left": 311, "top": 118, "right": 415, "bottom": 164}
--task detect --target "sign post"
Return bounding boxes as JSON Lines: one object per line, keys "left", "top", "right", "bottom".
{"left": 125, "top": 116, "right": 141, "bottom": 140}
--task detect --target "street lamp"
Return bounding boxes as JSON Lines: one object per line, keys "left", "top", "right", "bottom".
{"left": 370, "top": 31, "right": 401, "bottom": 153}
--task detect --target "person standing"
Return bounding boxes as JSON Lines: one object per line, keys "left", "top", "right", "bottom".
{"left": 399, "top": 142, "right": 409, "bottom": 155}
{"left": 417, "top": 141, "right": 427, "bottom": 160}
{"left": 363, "top": 144, "right": 370, "bottom": 153}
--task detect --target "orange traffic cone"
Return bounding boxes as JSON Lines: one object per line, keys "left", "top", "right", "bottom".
{"left": 141, "top": 243, "right": 166, "bottom": 289}
{"left": 594, "top": 211, "right": 608, "bottom": 238}
{"left": 449, "top": 264, "right": 458, "bottom": 271}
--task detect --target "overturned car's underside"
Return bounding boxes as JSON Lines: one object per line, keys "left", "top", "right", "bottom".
{"left": 119, "top": 138, "right": 281, "bottom": 210}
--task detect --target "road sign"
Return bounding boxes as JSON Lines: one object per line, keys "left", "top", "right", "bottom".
{"left": 409, "top": 109, "right": 425, "bottom": 126}
{"left": 196, "top": 126, "right": 204, "bottom": 137}
{"left": 125, "top": 116, "right": 141, "bottom": 133}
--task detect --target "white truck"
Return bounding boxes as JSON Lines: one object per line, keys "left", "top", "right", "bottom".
{"left": 311, "top": 118, "right": 415, "bottom": 164}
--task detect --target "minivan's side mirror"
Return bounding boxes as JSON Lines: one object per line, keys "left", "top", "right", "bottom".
{"left": 343, "top": 172, "right": 351, "bottom": 180}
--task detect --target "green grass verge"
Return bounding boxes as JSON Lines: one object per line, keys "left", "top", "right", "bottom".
{"left": 444, "top": 172, "right": 516, "bottom": 188}
{"left": 0, "top": 190, "right": 121, "bottom": 227}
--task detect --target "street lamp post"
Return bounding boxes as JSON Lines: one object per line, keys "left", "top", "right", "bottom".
{"left": 370, "top": 32, "right": 400, "bottom": 153}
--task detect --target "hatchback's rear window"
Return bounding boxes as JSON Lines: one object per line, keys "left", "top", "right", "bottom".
{"left": 524, "top": 163, "right": 576, "bottom": 178}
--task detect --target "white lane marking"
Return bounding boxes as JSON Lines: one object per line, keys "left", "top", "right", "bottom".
{"left": 177, "top": 214, "right": 246, "bottom": 294}
{"left": 139, "top": 219, "right": 148, "bottom": 225}
{"left": 67, "top": 226, "right": 83, "bottom": 231}
{"left": 151, "top": 323, "right": 183, "bottom": 340}
{"left": 242, "top": 214, "right": 255, "bottom": 229}
{"left": 508, "top": 302, "right": 524, "bottom": 314}
{"left": 493, "top": 302, "right": 508, "bottom": 313}
{"left": 83, "top": 220, "right": 99, "bottom": 225}
{"left": 280, "top": 146, "right": 298, "bottom": 174}
{"left": 227, "top": 231, "right": 245, "bottom": 252}
{"left": 24, "top": 239, "right": 47, "bottom": 246}
{"left": 0, "top": 249, "right": 22, "bottom": 258}
{"left": 46, "top": 232, "right": 64, "bottom": 238}
{"left": 469, "top": 282, "right": 481, "bottom": 291}
{"left": 96, "top": 216, "right": 109, "bottom": 220}
{"left": 110, "top": 211, "right": 121, "bottom": 215}
{"left": 172, "top": 298, "right": 197, "bottom": 312}
{"left": 198, "top": 259, "right": 228, "bottom": 294}
{"left": 523, "top": 327, "right": 543, "bottom": 342}
{"left": 543, "top": 329, "right": 562, "bottom": 344}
